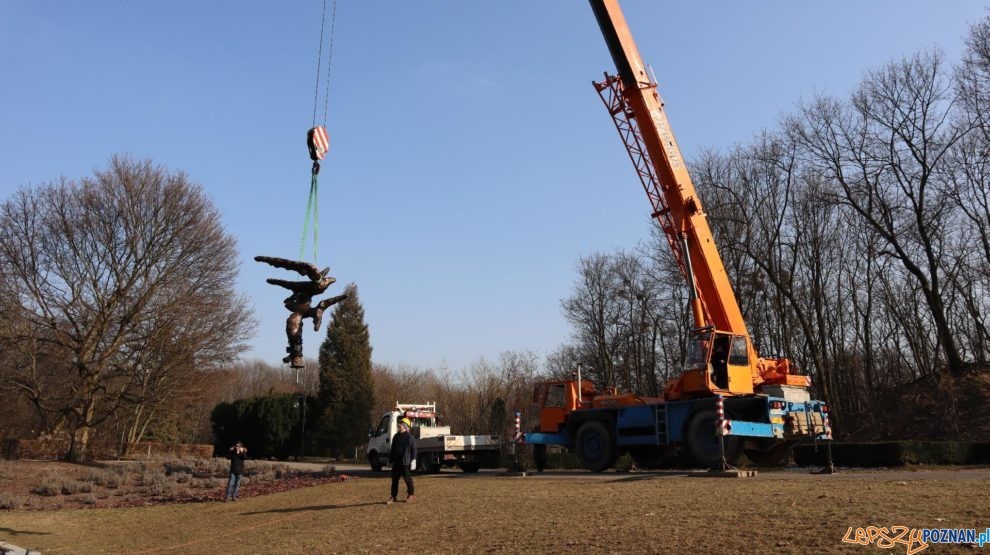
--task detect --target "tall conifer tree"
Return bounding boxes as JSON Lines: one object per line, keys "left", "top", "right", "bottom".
{"left": 316, "top": 283, "right": 374, "bottom": 458}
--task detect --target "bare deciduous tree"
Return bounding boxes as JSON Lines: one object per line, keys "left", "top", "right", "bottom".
{"left": 0, "top": 156, "right": 254, "bottom": 460}
{"left": 791, "top": 52, "right": 971, "bottom": 375}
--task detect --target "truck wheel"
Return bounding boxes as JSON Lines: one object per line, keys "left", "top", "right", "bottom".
{"left": 417, "top": 454, "right": 439, "bottom": 474}
{"left": 368, "top": 451, "right": 382, "bottom": 472}
{"left": 576, "top": 420, "right": 614, "bottom": 472}
{"left": 533, "top": 444, "right": 548, "bottom": 472}
{"left": 685, "top": 410, "right": 740, "bottom": 468}
{"left": 459, "top": 461, "right": 481, "bottom": 473}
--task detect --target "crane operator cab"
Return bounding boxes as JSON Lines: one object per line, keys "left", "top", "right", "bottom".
{"left": 678, "top": 329, "right": 753, "bottom": 397}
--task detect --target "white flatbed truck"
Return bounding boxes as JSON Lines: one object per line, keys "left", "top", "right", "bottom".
{"left": 366, "top": 403, "right": 500, "bottom": 473}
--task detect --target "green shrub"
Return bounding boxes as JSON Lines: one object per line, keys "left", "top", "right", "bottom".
{"left": 102, "top": 474, "right": 122, "bottom": 489}
{"left": 967, "top": 442, "right": 990, "bottom": 464}
{"left": 199, "top": 457, "right": 229, "bottom": 476}
{"left": 0, "top": 493, "right": 25, "bottom": 509}
{"left": 614, "top": 453, "right": 633, "bottom": 472}
{"left": 147, "top": 480, "right": 177, "bottom": 496}
{"left": 31, "top": 480, "right": 61, "bottom": 496}
{"left": 60, "top": 481, "right": 92, "bottom": 495}
{"left": 900, "top": 441, "right": 968, "bottom": 465}
{"left": 0, "top": 460, "right": 17, "bottom": 479}
{"left": 140, "top": 469, "right": 174, "bottom": 495}
{"left": 211, "top": 393, "right": 310, "bottom": 460}
{"left": 795, "top": 442, "right": 903, "bottom": 466}
{"left": 163, "top": 458, "right": 196, "bottom": 476}
{"left": 794, "top": 441, "right": 986, "bottom": 467}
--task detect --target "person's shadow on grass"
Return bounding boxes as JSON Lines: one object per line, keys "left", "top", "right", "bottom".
{"left": 240, "top": 502, "right": 381, "bottom": 515}
{"left": 0, "top": 527, "right": 50, "bottom": 536}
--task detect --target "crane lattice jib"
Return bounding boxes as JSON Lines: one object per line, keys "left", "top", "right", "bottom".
{"left": 593, "top": 76, "right": 688, "bottom": 283}
{"left": 589, "top": 0, "right": 747, "bottom": 338}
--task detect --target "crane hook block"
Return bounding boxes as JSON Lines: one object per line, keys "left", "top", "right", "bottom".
{"left": 307, "top": 126, "right": 330, "bottom": 161}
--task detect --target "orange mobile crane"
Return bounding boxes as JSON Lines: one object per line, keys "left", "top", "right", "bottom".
{"left": 524, "top": 0, "right": 831, "bottom": 470}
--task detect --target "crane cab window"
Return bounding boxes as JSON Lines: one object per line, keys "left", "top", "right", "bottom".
{"left": 684, "top": 332, "right": 712, "bottom": 371}
{"left": 545, "top": 384, "right": 566, "bottom": 408}
{"left": 728, "top": 335, "right": 749, "bottom": 366}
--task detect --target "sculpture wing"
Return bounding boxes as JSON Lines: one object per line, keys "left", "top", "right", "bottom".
{"left": 254, "top": 256, "right": 327, "bottom": 282}
{"left": 265, "top": 278, "right": 314, "bottom": 293}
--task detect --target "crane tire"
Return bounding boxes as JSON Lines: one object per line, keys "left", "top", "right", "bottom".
{"left": 685, "top": 409, "right": 740, "bottom": 468}
{"left": 576, "top": 420, "right": 614, "bottom": 472}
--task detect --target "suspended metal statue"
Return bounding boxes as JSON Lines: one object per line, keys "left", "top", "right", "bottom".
{"left": 255, "top": 255, "right": 347, "bottom": 368}
{"left": 256, "top": 0, "right": 342, "bottom": 370}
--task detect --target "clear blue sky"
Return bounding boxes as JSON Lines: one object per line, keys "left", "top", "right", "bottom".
{"left": 2, "top": 1, "right": 987, "bottom": 373}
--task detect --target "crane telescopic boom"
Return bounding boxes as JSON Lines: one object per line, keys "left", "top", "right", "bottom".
{"left": 588, "top": 0, "right": 809, "bottom": 398}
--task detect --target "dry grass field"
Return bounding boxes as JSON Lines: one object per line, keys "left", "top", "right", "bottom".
{"left": 1, "top": 467, "right": 988, "bottom": 553}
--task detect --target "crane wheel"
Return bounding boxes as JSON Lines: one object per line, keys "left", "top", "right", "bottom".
{"left": 576, "top": 420, "right": 615, "bottom": 472}
{"left": 685, "top": 410, "right": 740, "bottom": 468}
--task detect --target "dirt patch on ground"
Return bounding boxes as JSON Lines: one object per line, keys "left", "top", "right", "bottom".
{"left": 0, "top": 458, "right": 347, "bottom": 511}
{"left": 1, "top": 467, "right": 987, "bottom": 553}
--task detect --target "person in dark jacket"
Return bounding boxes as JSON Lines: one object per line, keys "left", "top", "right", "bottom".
{"left": 225, "top": 441, "right": 247, "bottom": 502}
{"left": 387, "top": 418, "right": 416, "bottom": 504}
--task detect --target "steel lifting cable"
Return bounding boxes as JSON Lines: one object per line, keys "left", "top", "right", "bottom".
{"left": 321, "top": 0, "right": 337, "bottom": 126}
{"left": 300, "top": 0, "right": 337, "bottom": 263}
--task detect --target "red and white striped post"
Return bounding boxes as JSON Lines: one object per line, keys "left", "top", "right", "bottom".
{"left": 512, "top": 411, "right": 522, "bottom": 455}
{"left": 821, "top": 405, "right": 837, "bottom": 474}
{"left": 714, "top": 394, "right": 735, "bottom": 471}
{"left": 715, "top": 394, "right": 728, "bottom": 436}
